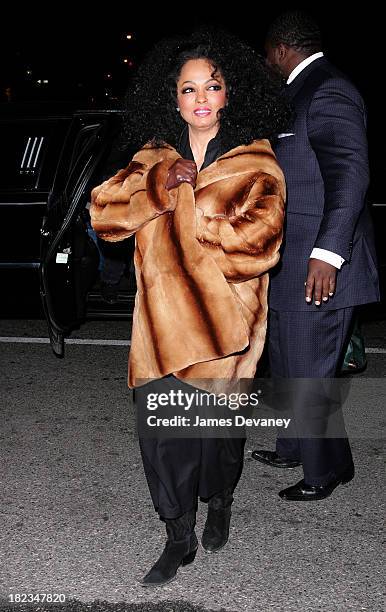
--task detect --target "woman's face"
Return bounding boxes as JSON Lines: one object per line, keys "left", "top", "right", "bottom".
{"left": 176, "top": 58, "right": 227, "bottom": 132}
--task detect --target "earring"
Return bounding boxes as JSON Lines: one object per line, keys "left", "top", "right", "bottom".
{"left": 176, "top": 107, "right": 180, "bottom": 112}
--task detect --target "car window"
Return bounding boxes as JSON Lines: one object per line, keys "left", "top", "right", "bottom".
{"left": 64, "top": 123, "right": 103, "bottom": 199}
{"left": 0, "top": 119, "right": 70, "bottom": 192}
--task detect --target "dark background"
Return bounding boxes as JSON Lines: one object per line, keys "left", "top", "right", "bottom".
{"left": 1, "top": 3, "right": 382, "bottom": 199}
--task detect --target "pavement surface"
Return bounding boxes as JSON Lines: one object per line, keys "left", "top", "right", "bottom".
{"left": 0, "top": 318, "right": 385, "bottom": 612}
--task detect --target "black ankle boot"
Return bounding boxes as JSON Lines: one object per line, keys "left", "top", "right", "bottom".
{"left": 141, "top": 509, "right": 198, "bottom": 587}
{"left": 201, "top": 487, "right": 233, "bottom": 553}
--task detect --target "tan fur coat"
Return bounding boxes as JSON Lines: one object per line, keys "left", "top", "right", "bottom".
{"left": 90, "top": 139, "right": 285, "bottom": 390}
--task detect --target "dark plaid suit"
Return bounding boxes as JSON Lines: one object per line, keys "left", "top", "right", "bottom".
{"left": 269, "top": 57, "right": 379, "bottom": 485}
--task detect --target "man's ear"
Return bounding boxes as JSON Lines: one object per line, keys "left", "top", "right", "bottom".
{"left": 277, "top": 43, "right": 290, "bottom": 62}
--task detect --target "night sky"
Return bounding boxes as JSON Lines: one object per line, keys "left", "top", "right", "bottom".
{"left": 2, "top": 3, "right": 382, "bottom": 196}
{"left": 2, "top": 4, "right": 377, "bottom": 101}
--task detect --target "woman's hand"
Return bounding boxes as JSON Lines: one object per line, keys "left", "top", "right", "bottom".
{"left": 165, "top": 159, "right": 197, "bottom": 190}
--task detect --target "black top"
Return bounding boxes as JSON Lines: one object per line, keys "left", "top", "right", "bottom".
{"left": 177, "top": 126, "right": 226, "bottom": 170}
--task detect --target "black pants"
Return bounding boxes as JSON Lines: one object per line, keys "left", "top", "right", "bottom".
{"left": 136, "top": 376, "right": 245, "bottom": 519}
{"left": 268, "top": 307, "right": 355, "bottom": 486}
{"left": 97, "top": 236, "right": 133, "bottom": 284}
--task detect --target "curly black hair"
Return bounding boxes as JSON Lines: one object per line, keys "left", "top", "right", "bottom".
{"left": 266, "top": 10, "right": 322, "bottom": 56}
{"left": 121, "top": 26, "right": 292, "bottom": 152}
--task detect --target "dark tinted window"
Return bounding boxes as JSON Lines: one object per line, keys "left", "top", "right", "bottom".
{"left": 0, "top": 118, "right": 70, "bottom": 191}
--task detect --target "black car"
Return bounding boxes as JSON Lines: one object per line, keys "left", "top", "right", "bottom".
{"left": 0, "top": 103, "right": 136, "bottom": 355}
{"left": 0, "top": 103, "right": 384, "bottom": 360}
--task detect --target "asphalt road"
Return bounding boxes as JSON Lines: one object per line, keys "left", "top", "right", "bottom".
{"left": 0, "top": 318, "right": 385, "bottom": 612}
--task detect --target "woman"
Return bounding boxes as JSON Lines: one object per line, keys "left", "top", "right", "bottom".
{"left": 90, "top": 27, "right": 290, "bottom": 587}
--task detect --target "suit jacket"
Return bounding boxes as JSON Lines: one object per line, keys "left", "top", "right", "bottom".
{"left": 270, "top": 57, "right": 379, "bottom": 311}
{"left": 90, "top": 140, "right": 285, "bottom": 389}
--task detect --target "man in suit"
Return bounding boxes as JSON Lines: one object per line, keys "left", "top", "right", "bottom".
{"left": 252, "top": 10, "right": 379, "bottom": 500}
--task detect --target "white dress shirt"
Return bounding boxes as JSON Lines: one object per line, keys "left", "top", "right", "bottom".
{"left": 287, "top": 52, "right": 344, "bottom": 270}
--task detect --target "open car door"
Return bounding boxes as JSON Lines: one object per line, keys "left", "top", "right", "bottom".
{"left": 40, "top": 113, "right": 120, "bottom": 356}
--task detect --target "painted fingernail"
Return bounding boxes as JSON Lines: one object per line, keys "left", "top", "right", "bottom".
{"left": 306, "top": 297, "right": 311, "bottom": 302}
{"left": 315, "top": 301, "right": 321, "bottom": 305}
{"left": 329, "top": 292, "right": 334, "bottom": 296}
{"left": 323, "top": 297, "right": 328, "bottom": 301}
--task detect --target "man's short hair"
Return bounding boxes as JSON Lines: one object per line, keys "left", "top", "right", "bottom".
{"left": 266, "top": 10, "right": 322, "bottom": 56}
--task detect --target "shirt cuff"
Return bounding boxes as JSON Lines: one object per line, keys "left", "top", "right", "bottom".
{"left": 310, "top": 248, "right": 345, "bottom": 270}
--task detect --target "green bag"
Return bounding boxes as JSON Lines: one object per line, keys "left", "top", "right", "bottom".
{"left": 341, "top": 318, "right": 367, "bottom": 374}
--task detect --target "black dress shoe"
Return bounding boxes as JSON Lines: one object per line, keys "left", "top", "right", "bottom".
{"left": 279, "top": 464, "right": 355, "bottom": 501}
{"left": 252, "top": 449, "right": 301, "bottom": 469}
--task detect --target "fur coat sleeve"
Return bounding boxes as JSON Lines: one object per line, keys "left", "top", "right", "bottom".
{"left": 90, "top": 145, "right": 180, "bottom": 241}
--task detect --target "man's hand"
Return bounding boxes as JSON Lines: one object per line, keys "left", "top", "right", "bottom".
{"left": 165, "top": 159, "right": 197, "bottom": 191}
{"left": 305, "top": 258, "right": 337, "bottom": 305}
